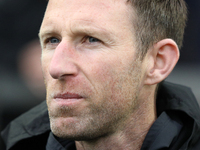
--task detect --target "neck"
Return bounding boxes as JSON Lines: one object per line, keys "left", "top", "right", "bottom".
{"left": 76, "top": 113, "right": 155, "bottom": 150}
{"left": 75, "top": 85, "right": 157, "bottom": 150}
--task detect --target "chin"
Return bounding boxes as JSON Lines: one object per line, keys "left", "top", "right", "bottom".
{"left": 51, "top": 126, "right": 98, "bottom": 141}
{"left": 50, "top": 117, "right": 108, "bottom": 141}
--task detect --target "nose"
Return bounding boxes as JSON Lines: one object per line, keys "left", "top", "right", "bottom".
{"left": 49, "top": 41, "right": 79, "bottom": 79}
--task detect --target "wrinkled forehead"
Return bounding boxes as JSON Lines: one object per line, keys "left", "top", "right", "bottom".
{"left": 42, "top": 0, "right": 133, "bottom": 22}
{"left": 46, "top": 0, "right": 129, "bottom": 9}
{"left": 39, "top": 0, "right": 136, "bottom": 42}
{"left": 46, "top": 0, "right": 113, "bottom": 10}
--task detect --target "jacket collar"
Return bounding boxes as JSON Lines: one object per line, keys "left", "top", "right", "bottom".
{"left": 2, "top": 81, "right": 200, "bottom": 149}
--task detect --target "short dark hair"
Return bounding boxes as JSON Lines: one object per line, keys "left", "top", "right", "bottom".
{"left": 128, "top": 0, "right": 188, "bottom": 58}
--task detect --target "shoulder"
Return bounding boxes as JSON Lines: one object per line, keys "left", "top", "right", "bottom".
{"left": 1, "top": 101, "right": 50, "bottom": 150}
{"left": 157, "top": 81, "right": 200, "bottom": 149}
{"left": 157, "top": 81, "right": 200, "bottom": 118}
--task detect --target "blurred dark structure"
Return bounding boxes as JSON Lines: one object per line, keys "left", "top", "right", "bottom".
{"left": 0, "top": 0, "right": 47, "bottom": 149}
{"left": 0, "top": 0, "right": 47, "bottom": 71}
{"left": 181, "top": 0, "right": 200, "bottom": 62}
{"left": 0, "top": 0, "right": 199, "bottom": 150}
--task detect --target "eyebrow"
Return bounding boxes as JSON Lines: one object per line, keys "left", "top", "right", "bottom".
{"left": 38, "top": 26, "right": 61, "bottom": 43}
{"left": 71, "top": 24, "right": 113, "bottom": 39}
{"left": 39, "top": 20, "right": 115, "bottom": 42}
{"left": 38, "top": 30, "right": 54, "bottom": 39}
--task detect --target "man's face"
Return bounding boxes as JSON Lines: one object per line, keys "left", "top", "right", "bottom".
{"left": 40, "top": 0, "right": 147, "bottom": 140}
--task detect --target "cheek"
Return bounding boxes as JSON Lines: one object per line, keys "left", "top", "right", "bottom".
{"left": 89, "top": 60, "right": 130, "bottom": 103}
{"left": 92, "top": 57, "right": 141, "bottom": 104}
{"left": 41, "top": 51, "right": 53, "bottom": 85}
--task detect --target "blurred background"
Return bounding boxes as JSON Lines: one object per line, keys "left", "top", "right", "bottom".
{"left": 0, "top": 0, "right": 48, "bottom": 149}
{"left": 0, "top": 0, "right": 199, "bottom": 149}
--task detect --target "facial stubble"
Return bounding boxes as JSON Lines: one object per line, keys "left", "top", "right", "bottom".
{"left": 47, "top": 57, "right": 143, "bottom": 141}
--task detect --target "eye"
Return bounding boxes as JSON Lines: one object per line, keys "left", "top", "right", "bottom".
{"left": 88, "top": 37, "right": 100, "bottom": 43}
{"left": 82, "top": 36, "right": 101, "bottom": 44}
{"left": 49, "top": 37, "right": 60, "bottom": 44}
{"left": 42, "top": 37, "right": 60, "bottom": 49}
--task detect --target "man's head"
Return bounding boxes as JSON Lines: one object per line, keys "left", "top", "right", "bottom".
{"left": 39, "top": 0, "right": 187, "bottom": 143}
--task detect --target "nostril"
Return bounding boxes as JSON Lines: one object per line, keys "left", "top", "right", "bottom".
{"left": 49, "top": 60, "right": 79, "bottom": 79}
{"left": 49, "top": 64, "right": 61, "bottom": 79}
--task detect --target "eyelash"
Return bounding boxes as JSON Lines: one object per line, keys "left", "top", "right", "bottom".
{"left": 43, "top": 35, "right": 102, "bottom": 46}
{"left": 44, "top": 37, "right": 60, "bottom": 44}
{"left": 82, "top": 36, "right": 101, "bottom": 44}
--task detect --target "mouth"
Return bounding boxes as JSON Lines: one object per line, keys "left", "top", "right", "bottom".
{"left": 54, "top": 93, "right": 83, "bottom": 99}
{"left": 53, "top": 92, "right": 84, "bottom": 105}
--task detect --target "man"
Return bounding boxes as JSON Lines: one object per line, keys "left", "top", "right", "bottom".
{"left": 1, "top": 0, "right": 200, "bottom": 149}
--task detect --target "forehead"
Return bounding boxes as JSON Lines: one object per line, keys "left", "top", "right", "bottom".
{"left": 41, "top": 0, "right": 134, "bottom": 31}
{"left": 46, "top": 0, "right": 130, "bottom": 15}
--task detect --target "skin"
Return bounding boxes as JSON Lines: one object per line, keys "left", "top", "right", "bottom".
{"left": 39, "top": 0, "right": 160, "bottom": 149}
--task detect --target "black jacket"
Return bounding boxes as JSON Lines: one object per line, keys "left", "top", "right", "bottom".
{"left": 1, "top": 81, "right": 200, "bottom": 150}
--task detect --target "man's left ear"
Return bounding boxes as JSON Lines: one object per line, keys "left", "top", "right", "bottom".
{"left": 144, "top": 39, "right": 180, "bottom": 85}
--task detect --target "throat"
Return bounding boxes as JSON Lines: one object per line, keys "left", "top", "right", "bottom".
{"left": 75, "top": 90, "right": 157, "bottom": 150}
{"left": 75, "top": 123, "right": 152, "bottom": 150}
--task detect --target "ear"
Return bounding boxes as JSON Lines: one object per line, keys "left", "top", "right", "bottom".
{"left": 144, "top": 39, "right": 179, "bottom": 85}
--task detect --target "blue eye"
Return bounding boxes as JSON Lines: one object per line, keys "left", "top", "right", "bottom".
{"left": 88, "top": 37, "right": 100, "bottom": 43}
{"left": 50, "top": 37, "right": 60, "bottom": 43}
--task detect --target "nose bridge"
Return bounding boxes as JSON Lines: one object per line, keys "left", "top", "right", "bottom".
{"left": 49, "top": 41, "right": 78, "bottom": 79}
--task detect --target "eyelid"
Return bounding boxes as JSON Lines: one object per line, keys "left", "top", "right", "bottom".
{"left": 47, "top": 37, "right": 60, "bottom": 43}
{"left": 39, "top": 36, "right": 60, "bottom": 50}
{"left": 82, "top": 36, "right": 102, "bottom": 44}
{"left": 39, "top": 31, "right": 61, "bottom": 43}
{"left": 41, "top": 37, "right": 60, "bottom": 46}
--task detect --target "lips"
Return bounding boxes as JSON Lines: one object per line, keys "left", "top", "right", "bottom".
{"left": 53, "top": 93, "right": 83, "bottom": 100}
